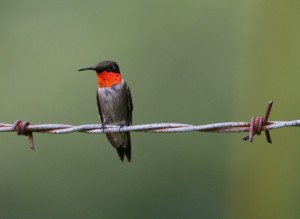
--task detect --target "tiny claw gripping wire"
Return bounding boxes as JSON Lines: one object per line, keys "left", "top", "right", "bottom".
{"left": 12, "top": 120, "right": 35, "bottom": 150}
{"left": 243, "top": 101, "right": 273, "bottom": 143}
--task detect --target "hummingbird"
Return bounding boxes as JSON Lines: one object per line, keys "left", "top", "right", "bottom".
{"left": 78, "top": 61, "right": 133, "bottom": 162}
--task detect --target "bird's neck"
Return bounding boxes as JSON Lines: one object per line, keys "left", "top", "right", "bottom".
{"left": 97, "top": 71, "right": 122, "bottom": 88}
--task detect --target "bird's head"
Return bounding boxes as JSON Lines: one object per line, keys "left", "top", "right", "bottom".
{"left": 79, "top": 60, "right": 122, "bottom": 88}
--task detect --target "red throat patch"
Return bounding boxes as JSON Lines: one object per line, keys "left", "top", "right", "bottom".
{"left": 97, "top": 71, "right": 122, "bottom": 88}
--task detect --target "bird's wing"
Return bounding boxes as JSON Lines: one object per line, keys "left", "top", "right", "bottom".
{"left": 125, "top": 82, "right": 133, "bottom": 125}
{"left": 96, "top": 89, "right": 104, "bottom": 122}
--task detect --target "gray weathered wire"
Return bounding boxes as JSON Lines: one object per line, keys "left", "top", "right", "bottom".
{"left": 0, "top": 120, "right": 300, "bottom": 134}
{"left": 1, "top": 101, "right": 300, "bottom": 149}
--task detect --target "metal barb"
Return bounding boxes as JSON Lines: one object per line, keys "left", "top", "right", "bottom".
{"left": 243, "top": 100, "right": 273, "bottom": 143}
{"left": 12, "top": 120, "right": 35, "bottom": 150}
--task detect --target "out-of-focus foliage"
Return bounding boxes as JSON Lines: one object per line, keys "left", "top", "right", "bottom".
{"left": 0, "top": 0, "right": 299, "bottom": 218}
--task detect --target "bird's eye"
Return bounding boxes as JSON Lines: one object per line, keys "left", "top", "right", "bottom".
{"left": 109, "top": 65, "right": 114, "bottom": 70}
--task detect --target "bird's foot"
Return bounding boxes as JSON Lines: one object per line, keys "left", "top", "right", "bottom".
{"left": 100, "top": 123, "right": 107, "bottom": 133}
{"left": 118, "top": 123, "right": 126, "bottom": 132}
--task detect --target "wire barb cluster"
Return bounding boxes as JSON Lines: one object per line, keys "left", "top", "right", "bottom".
{"left": 12, "top": 120, "right": 34, "bottom": 149}
{"left": 1, "top": 101, "right": 300, "bottom": 149}
{"left": 242, "top": 101, "right": 273, "bottom": 143}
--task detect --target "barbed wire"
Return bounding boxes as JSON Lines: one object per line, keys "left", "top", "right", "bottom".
{"left": 1, "top": 101, "right": 299, "bottom": 149}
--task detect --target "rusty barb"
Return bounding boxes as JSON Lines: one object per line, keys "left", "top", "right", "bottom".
{"left": 12, "top": 120, "right": 34, "bottom": 150}
{"left": 242, "top": 101, "right": 273, "bottom": 143}
{"left": 1, "top": 100, "right": 300, "bottom": 149}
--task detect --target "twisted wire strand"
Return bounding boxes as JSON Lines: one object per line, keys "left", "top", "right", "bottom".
{"left": 1, "top": 101, "right": 300, "bottom": 149}
{"left": 0, "top": 120, "right": 299, "bottom": 134}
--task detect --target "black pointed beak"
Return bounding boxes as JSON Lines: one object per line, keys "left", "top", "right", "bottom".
{"left": 78, "top": 67, "right": 96, "bottom": 71}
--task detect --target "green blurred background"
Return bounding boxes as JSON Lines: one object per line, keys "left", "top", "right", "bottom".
{"left": 0, "top": 0, "right": 299, "bottom": 218}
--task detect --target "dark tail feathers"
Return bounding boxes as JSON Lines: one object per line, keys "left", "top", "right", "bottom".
{"left": 116, "top": 143, "right": 131, "bottom": 162}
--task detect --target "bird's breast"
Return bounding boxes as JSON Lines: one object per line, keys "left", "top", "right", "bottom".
{"left": 97, "top": 80, "right": 129, "bottom": 124}
{"left": 97, "top": 71, "right": 122, "bottom": 88}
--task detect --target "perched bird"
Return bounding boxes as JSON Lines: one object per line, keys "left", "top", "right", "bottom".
{"left": 79, "top": 61, "right": 133, "bottom": 162}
